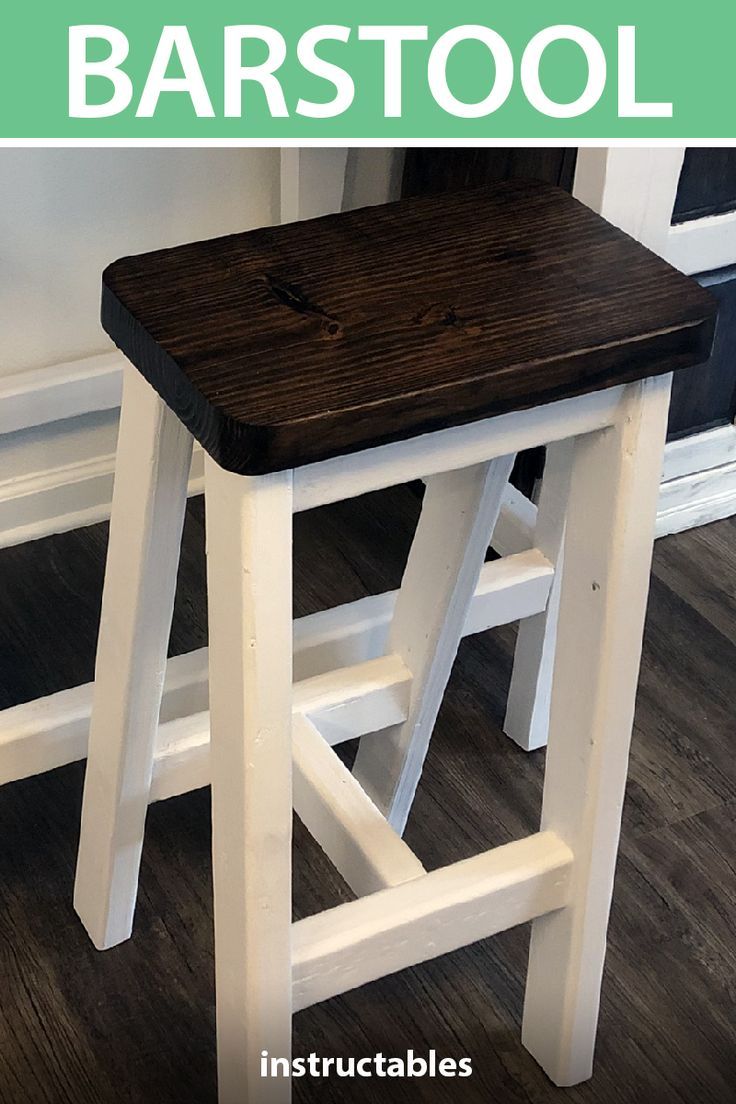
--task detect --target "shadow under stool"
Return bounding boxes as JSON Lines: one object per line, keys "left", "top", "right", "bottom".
{"left": 73, "top": 180, "right": 716, "bottom": 1103}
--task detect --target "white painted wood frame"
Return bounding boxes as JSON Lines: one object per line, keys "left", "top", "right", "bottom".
{"left": 293, "top": 387, "right": 623, "bottom": 510}
{"left": 73, "top": 367, "right": 193, "bottom": 950}
{"left": 503, "top": 440, "right": 573, "bottom": 752}
{"left": 292, "top": 712, "right": 426, "bottom": 898}
{"left": 292, "top": 830, "right": 573, "bottom": 1012}
{"left": 72, "top": 369, "right": 667, "bottom": 1100}
{"left": 522, "top": 374, "right": 672, "bottom": 1085}
{"left": 352, "top": 456, "right": 516, "bottom": 832}
{"left": 0, "top": 547, "right": 554, "bottom": 790}
{"left": 204, "top": 459, "right": 294, "bottom": 1104}
{"left": 2, "top": 389, "right": 623, "bottom": 797}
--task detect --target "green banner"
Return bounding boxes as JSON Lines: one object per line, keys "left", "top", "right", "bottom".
{"left": 1, "top": 0, "right": 733, "bottom": 138}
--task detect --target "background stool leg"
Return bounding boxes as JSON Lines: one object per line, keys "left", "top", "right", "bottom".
{"left": 205, "top": 459, "right": 294, "bottom": 1104}
{"left": 503, "top": 440, "right": 573, "bottom": 752}
{"left": 352, "top": 454, "right": 516, "bottom": 834}
{"left": 74, "top": 367, "right": 193, "bottom": 949}
{"left": 522, "top": 375, "right": 672, "bottom": 1085}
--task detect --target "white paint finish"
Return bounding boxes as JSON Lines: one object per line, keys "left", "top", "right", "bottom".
{"left": 0, "top": 149, "right": 279, "bottom": 376}
{"left": 656, "top": 422, "right": 736, "bottom": 538}
{"left": 0, "top": 438, "right": 119, "bottom": 550}
{"left": 204, "top": 459, "right": 294, "bottom": 1104}
{"left": 352, "top": 456, "right": 516, "bottom": 832}
{"left": 280, "top": 147, "right": 348, "bottom": 222}
{"left": 573, "top": 147, "right": 684, "bottom": 253}
{"left": 149, "top": 710, "right": 213, "bottom": 804}
{"left": 149, "top": 657, "right": 412, "bottom": 806}
{"left": 141, "top": 554, "right": 543, "bottom": 794}
{"left": 465, "top": 549, "right": 553, "bottom": 633}
{"left": 0, "top": 680, "right": 94, "bottom": 783}
{"left": 295, "top": 654, "right": 412, "bottom": 746}
{"left": 0, "top": 424, "right": 202, "bottom": 552}
{"left": 292, "top": 589, "right": 396, "bottom": 680}
{"left": 151, "top": 707, "right": 425, "bottom": 897}
{"left": 293, "top": 713, "right": 425, "bottom": 898}
{"left": 342, "top": 149, "right": 404, "bottom": 209}
{"left": 665, "top": 208, "right": 736, "bottom": 276}
{"left": 292, "top": 831, "right": 573, "bottom": 1013}
{"left": 0, "top": 550, "right": 552, "bottom": 788}
{"left": 491, "top": 483, "right": 536, "bottom": 557}
{"left": 504, "top": 440, "right": 574, "bottom": 752}
{"left": 60, "top": 367, "right": 669, "bottom": 1092}
{"left": 293, "top": 387, "right": 623, "bottom": 512}
{"left": 0, "top": 352, "right": 123, "bottom": 435}
{"left": 661, "top": 423, "right": 736, "bottom": 482}
{"left": 657, "top": 453, "right": 736, "bottom": 537}
{"left": 293, "top": 548, "right": 551, "bottom": 681}
{"left": 74, "top": 368, "right": 193, "bottom": 950}
{"left": 488, "top": 427, "right": 736, "bottom": 548}
{"left": 522, "top": 375, "right": 672, "bottom": 1086}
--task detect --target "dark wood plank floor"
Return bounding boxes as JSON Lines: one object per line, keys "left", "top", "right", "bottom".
{"left": 0, "top": 487, "right": 734, "bottom": 1104}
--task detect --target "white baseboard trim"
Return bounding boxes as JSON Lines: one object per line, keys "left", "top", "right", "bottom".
{"left": 657, "top": 424, "right": 736, "bottom": 537}
{"left": 0, "top": 356, "right": 735, "bottom": 550}
{"left": 0, "top": 441, "right": 205, "bottom": 550}
{"left": 0, "top": 352, "right": 123, "bottom": 437}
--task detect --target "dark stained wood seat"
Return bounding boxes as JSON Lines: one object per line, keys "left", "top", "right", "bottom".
{"left": 101, "top": 179, "right": 717, "bottom": 476}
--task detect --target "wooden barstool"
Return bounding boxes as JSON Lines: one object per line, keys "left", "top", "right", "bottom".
{"left": 74, "top": 181, "right": 715, "bottom": 1102}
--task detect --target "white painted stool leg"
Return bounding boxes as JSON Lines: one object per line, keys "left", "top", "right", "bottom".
{"left": 352, "top": 455, "right": 516, "bottom": 834}
{"left": 521, "top": 374, "right": 672, "bottom": 1085}
{"left": 74, "top": 367, "right": 193, "bottom": 949}
{"left": 503, "top": 440, "right": 573, "bottom": 752}
{"left": 204, "top": 458, "right": 294, "bottom": 1104}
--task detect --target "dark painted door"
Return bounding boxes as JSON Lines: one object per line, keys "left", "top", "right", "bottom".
{"left": 668, "top": 150, "right": 736, "bottom": 439}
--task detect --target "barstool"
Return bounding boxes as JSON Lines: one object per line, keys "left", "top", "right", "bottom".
{"left": 73, "top": 180, "right": 715, "bottom": 1102}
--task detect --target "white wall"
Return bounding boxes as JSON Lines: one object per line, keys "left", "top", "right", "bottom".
{"left": 343, "top": 149, "right": 404, "bottom": 209}
{"left": 0, "top": 149, "right": 280, "bottom": 377}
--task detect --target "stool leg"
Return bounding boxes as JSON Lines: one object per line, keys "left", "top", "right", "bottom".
{"left": 204, "top": 458, "right": 294, "bottom": 1104}
{"left": 503, "top": 441, "right": 572, "bottom": 751}
{"left": 352, "top": 455, "right": 516, "bottom": 834}
{"left": 74, "top": 367, "right": 193, "bottom": 949}
{"left": 522, "top": 375, "right": 671, "bottom": 1085}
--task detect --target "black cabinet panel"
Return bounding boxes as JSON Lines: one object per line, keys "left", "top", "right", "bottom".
{"left": 402, "top": 148, "right": 577, "bottom": 197}
{"left": 668, "top": 267, "right": 736, "bottom": 439}
{"left": 673, "top": 150, "right": 736, "bottom": 224}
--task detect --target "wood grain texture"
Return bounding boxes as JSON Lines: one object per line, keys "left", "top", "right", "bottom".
{"left": 102, "top": 180, "right": 717, "bottom": 474}
{"left": 401, "top": 148, "right": 578, "bottom": 197}
{"left": 1, "top": 488, "right": 735, "bottom": 1103}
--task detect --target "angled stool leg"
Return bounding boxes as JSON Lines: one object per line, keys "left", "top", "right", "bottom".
{"left": 204, "top": 458, "right": 294, "bottom": 1104}
{"left": 503, "top": 440, "right": 573, "bottom": 752}
{"left": 352, "top": 455, "right": 516, "bottom": 834}
{"left": 522, "top": 375, "right": 671, "bottom": 1085}
{"left": 74, "top": 367, "right": 193, "bottom": 949}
